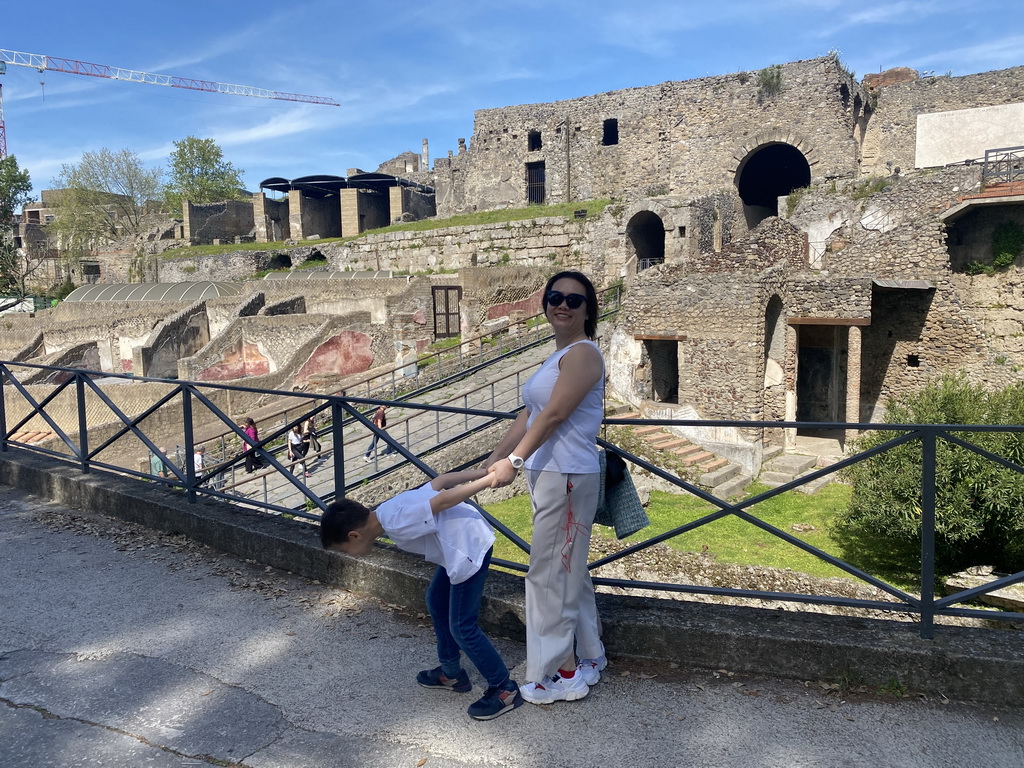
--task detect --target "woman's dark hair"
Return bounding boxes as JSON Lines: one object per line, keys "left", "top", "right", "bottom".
{"left": 243, "top": 417, "right": 255, "bottom": 427}
{"left": 320, "top": 498, "right": 371, "bottom": 549}
{"left": 542, "top": 270, "right": 599, "bottom": 340}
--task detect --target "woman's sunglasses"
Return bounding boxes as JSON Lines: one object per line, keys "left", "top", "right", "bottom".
{"left": 545, "top": 290, "right": 586, "bottom": 309}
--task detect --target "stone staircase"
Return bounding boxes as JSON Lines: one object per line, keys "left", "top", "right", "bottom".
{"left": 757, "top": 445, "right": 833, "bottom": 494}
{"left": 616, "top": 415, "right": 752, "bottom": 498}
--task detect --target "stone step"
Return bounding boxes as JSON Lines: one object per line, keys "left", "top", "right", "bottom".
{"left": 673, "top": 444, "right": 702, "bottom": 458}
{"left": 712, "top": 473, "right": 752, "bottom": 499}
{"left": 759, "top": 470, "right": 797, "bottom": 486}
{"left": 764, "top": 453, "right": 818, "bottom": 475}
{"left": 633, "top": 425, "right": 664, "bottom": 436}
{"left": 699, "top": 457, "right": 729, "bottom": 473}
{"left": 681, "top": 451, "right": 714, "bottom": 467}
{"left": 653, "top": 438, "right": 691, "bottom": 451}
{"left": 796, "top": 474, "right": 833, "bottom": 495}
{"left": 700, "top": 463, "right": 740, "bottom": 487}
{"left": 761, "top": 444, "right": 784, "bottom": 463}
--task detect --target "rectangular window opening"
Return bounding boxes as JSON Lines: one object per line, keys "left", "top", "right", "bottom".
{"left": 602, "top": 118, "right": 619, "bottom": 145}
{"left": 528, "top": 130, "right": 542, "bottom": 151}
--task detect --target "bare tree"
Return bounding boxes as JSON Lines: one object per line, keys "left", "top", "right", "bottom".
{"left": 52, "top": 148, "right": 163, "bottom": 241}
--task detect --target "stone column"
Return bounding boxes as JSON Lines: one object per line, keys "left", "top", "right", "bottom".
{"left": 845, "top": 325, "right": 862, "bottom": 445}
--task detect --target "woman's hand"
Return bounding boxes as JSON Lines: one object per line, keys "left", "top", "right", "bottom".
{"left": 487, "top": 458, "right": 518, "bottom": 487}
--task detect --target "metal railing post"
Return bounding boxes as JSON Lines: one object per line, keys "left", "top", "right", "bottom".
{"left": 76, "top": 373, "right": 89, "bottom": 474}
{"left": 919, "top": 428, "right": 937, "bottom": 639}
{"left": 183, "top": 386, "right": 196, "bottom": 503}
{"left": 332, "top": 398, "right": 345, "bottom": 494}
{"left": 0, "top": 366, "right": 7, "bottom": 453}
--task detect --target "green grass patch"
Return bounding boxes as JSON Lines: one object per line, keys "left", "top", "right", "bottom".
{"left": 485, "top": 481, "right": 918, "bottom": 591}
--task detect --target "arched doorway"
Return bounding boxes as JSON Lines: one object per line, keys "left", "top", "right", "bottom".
{"left": 736, "top": 143, "right": 811, "bottom": 228}
{"left": 627, "top": 210, "right": 666, "bottom": 271}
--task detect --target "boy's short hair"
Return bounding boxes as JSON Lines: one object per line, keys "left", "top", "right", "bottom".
{"left": 320, "top": 498, "right": 372, "bottom": 549}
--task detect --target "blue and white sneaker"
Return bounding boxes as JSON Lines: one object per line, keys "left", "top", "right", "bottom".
{"left": 416, "top": 666, "right": 471, "bottom": 693}
{"left": 467, "top": 684, "right": 523, "bottom": 720}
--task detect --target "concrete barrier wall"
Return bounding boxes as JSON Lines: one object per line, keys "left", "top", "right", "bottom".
{"left": 2, "top": 446, "right": 1022, "bottom": 707}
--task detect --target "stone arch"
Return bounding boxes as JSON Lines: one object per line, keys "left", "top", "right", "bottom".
{"left": 620, "top": 201, "right": 676, "bottom": 273}
{"left": 731, "top": 130, "right": 815, "bottom": 229}
{"left": 627, "top": 210, "right": 666, "bottom": 272}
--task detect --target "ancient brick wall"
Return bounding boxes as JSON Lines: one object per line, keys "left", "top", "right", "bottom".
{"left": 439, "top": 57, "right": 863, "bottom": 216}
{"left": 862, "top": 66, "right": 1024, "bottom": 176}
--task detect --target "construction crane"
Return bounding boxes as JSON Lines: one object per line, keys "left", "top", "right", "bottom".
{"left": 0, "top": 48, "right": 340, "bottom": 158}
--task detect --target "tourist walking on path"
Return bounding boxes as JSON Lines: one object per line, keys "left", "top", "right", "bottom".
{"left": 364, "top": 405, "right": 396, "bottom": 462}
{"left": 320, "top": 467, "right": 523, "bottom": 721}
{"left": 485, "top": 270, "right": 606, "bottom": 705}
{"left": 241, "top": 418, "right": 263, "bottom": 474}
{"left": 287, "top": 424, "right": 309, "bottom": 477}
{"left": 150, "top": 447, "right": 170, "bottom": 479}
{"left": 301, "top": 415, "right": 320, "bottom": 469}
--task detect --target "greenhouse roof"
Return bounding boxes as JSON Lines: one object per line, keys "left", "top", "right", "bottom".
{"left": 263, "top": 271, "right": 396, "bottom": 280}
{"left": 62, "top": 282, "right": 244, "bottom": 302}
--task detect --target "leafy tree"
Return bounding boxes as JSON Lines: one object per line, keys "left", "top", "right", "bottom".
{"left": 164, "top": 136, "right": 245, "bottom": 215}
{"left": 0, "top": 155, "right": 32, "bottom": 224}
{"left": 52, "top": 148, "right": 163, "bottom": 241}
{"left": 0, "top": 155, "right": 36, "bottom": 312}
{"left": 838, "top": 373, "right": 1024, "bottom": 574}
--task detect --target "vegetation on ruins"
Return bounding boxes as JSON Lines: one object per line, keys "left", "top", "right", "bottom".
{"left": 0, "top": 155, "right": 35, "bottom": 312}
{"left": 991, "top": 220, "right": 1024, "bottom": 269}
{"left": 756, "top": 64, "right": 783, "bottom": 101}
{"left": 838, "top": 373, "right": 1024, "bottom": 575}
{"left": 964, "top": 220, "right": 1024, "bottom": 275}
{"left": 163, "top": 136, "right": 246, "bottom": 216}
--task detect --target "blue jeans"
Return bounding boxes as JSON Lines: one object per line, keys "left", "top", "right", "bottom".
{"left": 364, "top": 433, "right": 395, "bottom": 457}
{"left": 425, "top": 547, "right": 510, "bottom": 689}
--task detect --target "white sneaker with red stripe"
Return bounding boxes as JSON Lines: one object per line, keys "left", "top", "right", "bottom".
{"left": 520, "top": 672, "right": 589, "bottom": 704}
{"left": 576, "top": 655, "right": 608, "bottom": 686}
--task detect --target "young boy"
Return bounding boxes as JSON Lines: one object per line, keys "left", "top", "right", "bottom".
{"left": 320, "top": 468, "right": 523, "bottom": 721}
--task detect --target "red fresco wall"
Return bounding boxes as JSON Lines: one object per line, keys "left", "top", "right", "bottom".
{"left": 486, "top": 290, "right": 543, "bottom": 320}
{"left": 198, "top": 341, "right": 271, "bottom": 381}
{"left": 293, "top": 331, "right": 374, "bottom": 387}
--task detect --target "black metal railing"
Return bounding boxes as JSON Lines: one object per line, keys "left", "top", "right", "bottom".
{"left": 2, "top": 359, "right": 1022, "bottom": 640}
{"left": 983, "top": 145, "right": 1024, "bottom": 187}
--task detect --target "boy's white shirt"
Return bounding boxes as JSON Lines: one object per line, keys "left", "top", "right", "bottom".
{"left": 375, "top": 481, "right": 495, "bottom": 584}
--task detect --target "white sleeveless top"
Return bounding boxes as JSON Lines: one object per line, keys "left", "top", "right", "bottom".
{"left": 521, "top": 340, "right": 604, "bottom": 474}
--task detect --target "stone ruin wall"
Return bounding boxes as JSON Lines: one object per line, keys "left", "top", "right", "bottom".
{"left": 183, "top": 200, "right": 256, "bottom": 245}
{"left": 437, "top": 56, "right": 864, "bottom": 217}
{"left": 862, "top": 65, "right": 1024, "bottom": 176}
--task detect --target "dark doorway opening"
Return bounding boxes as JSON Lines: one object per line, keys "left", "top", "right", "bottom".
{"left": 526, "top": 161, "right": 546, "bottom": 205}
{"left": 737, "top": 142, "right": 811, "bottom": 228}
{"left": 627, "top": 210, "right": 666, "bottom": 271}
{"left": 266, "top": 253, "right": 293, "bottom": 271}
{"left": 796, "top": 325, "right": 847, "bottom": 424}
{"left": 645, "top": 340, "right": 679, "bottom": 403}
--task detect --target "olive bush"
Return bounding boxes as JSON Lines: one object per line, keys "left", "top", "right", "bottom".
{"left": 838, "top": 374, "right": 1024, "bottom": 574}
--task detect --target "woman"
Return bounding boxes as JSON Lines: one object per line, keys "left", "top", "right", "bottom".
{"left": 485, "top": 270, "right": 606, "bottom": 705}
{"left": 241, "top": 417, "right": 262, "bottom": 474}
{"left": 287, "top": 423, "right": 309, "bottom": 478}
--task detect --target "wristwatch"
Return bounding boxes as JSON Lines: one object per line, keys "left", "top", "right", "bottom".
{"left": 508, "top": 453, "right": 525, "bottom": 469}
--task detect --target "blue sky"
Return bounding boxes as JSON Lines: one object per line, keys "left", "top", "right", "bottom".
{"left": 3, "top": 0, "right": 1022, "bottom": 199}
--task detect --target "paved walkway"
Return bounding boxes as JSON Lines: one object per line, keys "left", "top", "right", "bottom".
{"left": 2, "top": 484, "right": 1023, "bottom": 768}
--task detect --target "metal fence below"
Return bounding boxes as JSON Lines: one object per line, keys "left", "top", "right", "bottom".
{"left": 2, "top": 359, "right": 1023, "bottom": 640}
